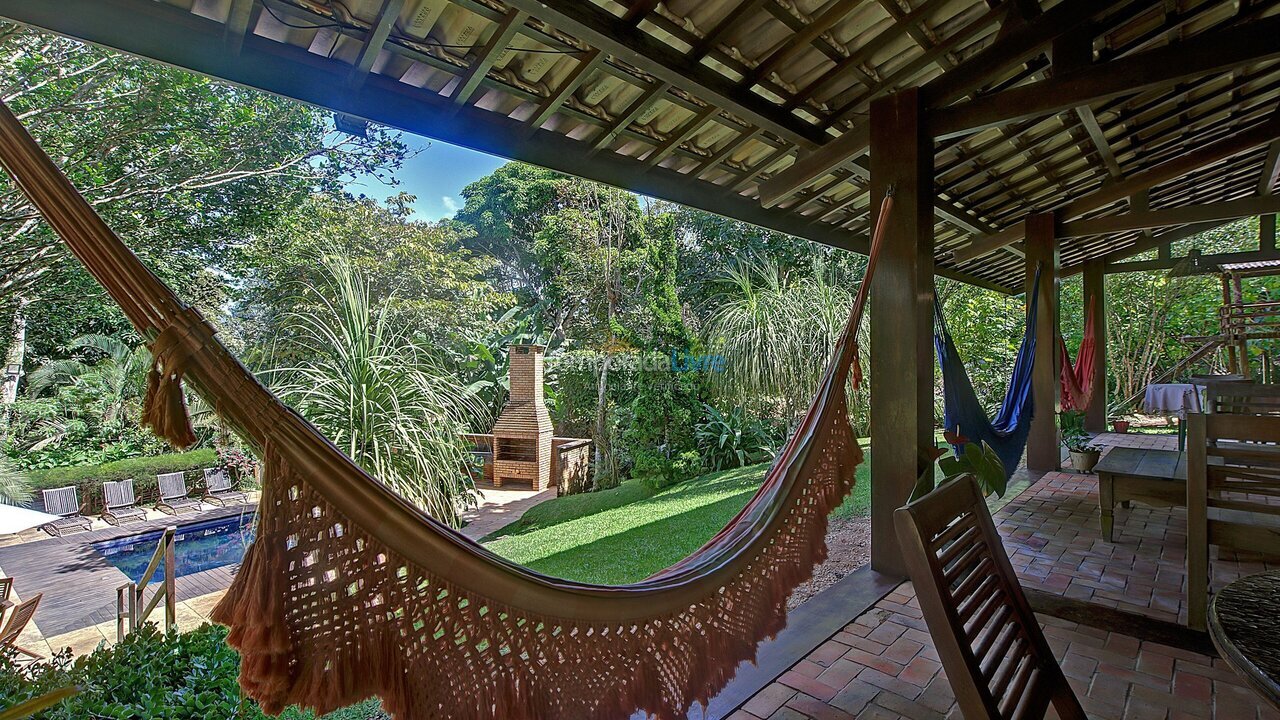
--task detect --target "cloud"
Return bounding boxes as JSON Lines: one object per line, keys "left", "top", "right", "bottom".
{"left": 441, "top": 196, "right": 460, "bottom": 214}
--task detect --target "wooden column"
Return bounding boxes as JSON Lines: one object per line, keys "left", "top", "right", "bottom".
{"left": 1083, "top": 260, "right": 1107, "bottom": 433}
{"left": 869, "top": 88, "right": 934, "bottom": 577}
{"left": 1025, "top": 214, "right": 1060, "bottom": 472}
{"left": 1263, "top": 214, "right": 1277, "bottom": 255}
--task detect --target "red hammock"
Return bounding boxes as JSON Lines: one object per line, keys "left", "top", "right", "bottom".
{"left": 1059, "top": 295, "right": 1098, "bottom": 412}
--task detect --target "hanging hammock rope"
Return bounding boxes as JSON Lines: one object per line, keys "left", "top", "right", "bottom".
{"left": 933, "top": 267, "right": 1041, "bottom": 478}
{"left": 0, "top": 99, "right": 896, "bottom": 720}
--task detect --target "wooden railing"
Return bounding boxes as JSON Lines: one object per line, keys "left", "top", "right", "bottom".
{"left": 115, "top": 526, "right": 176, "bottom": 641}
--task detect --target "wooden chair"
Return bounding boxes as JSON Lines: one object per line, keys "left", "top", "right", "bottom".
{"left": 101, "top": 479, "right": 147, "bottom": 526}
{"left": 895, "top": 476, "right": 1086, "bottom": 720}
{"left": 155, "top": 472, "right": 200, "bottom": 515}
{"left": 1186, "top": 412, "right": 1280, "bottom": 631}
{"left": 39, "top": 487, "right": 92, "bottom": 537}
{"left": 201, "top": 467, "right": 248, "bottom": 506}
{"left": 1204, "top": 382, "right": 1280, "bottom": 416}
{"left": 0, "top": 594, "right": 43, "bottom": 661}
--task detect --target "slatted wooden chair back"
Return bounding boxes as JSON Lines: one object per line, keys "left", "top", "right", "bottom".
{"left": 1187, "top": 412, "right": 1280, "bottom": 630}
{"left": 203, "top": 467, "right": 232, "bottom": 493}
{"left": 895, "top": 476, "right": 1086, "bottom": 720}
{"left": 41, "top": 487, "right": 80, "bottom": 518}
{"left": 103, "top": 479, "right": 137, "bottom": 511}
{"left": 0, "top": 577, "right": 13, "bottom": 605}
{"left": 1205, "top": 382, "right": 1280, "bottom": 416}
{"left": 156, "top": 472, "right": 189, "bottom": 502}
{"left": 0, "top": 594, "right": 40, "bottom": 649}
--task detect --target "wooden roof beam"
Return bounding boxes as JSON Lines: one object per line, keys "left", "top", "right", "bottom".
{"left": 502, "top": 0, "right": 826, "bottom": 148}
{"left": 690, "top": 0, "right": 768, "bottom": 61}
{"left": 747, "top": 0, "right": 861, "bottom": 87}
{"left": 1260, "top": 139, "right": 1280, "bottom": 196}
{"left": 932, "top": 14, "right": 1280, "bottom": 139}
{"left": 952, "top": 111, "right": 1280, "bottom": 262}
{"left": 591, "top": 80, "right": 671, "bottom": 152}
{"left": 224, "top": 0, "right": 256, "bottom": 55}
{"left": 758, "top": 0, "right": 1124, "bottom": 207}
{"left": 1059, "top": 195, "right": 1280, "bottom": 238}
{"left": 524, "top": 50, "right": 603, "bottom": 136}
{"left": 450, "top": 9, "right": 528, "bottom": 105}
{"left": 644, "top": 104, "right": 719, "bottom": 168}
{"left": 347, "top": 0, "right": 404, "bottom": 90}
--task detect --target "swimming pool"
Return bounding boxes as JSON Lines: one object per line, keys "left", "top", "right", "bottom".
{"left": 93, "top": 513, "right": 255, "bottom": 583}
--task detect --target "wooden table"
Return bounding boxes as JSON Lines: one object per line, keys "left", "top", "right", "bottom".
{"left": 1209, "top": 570, "right": 1280, "bottom": 710}
{"left": 1096, "top": 447, "right": 1187, "bottom": 542}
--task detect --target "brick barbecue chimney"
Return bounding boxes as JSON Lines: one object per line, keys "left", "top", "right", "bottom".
{"left": 490, "top": 345, "right": 553, "bottom": 489}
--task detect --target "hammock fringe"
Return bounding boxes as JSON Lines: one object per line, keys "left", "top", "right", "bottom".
{"left": 140, "top": 324, "right": 198, "bottom": 450}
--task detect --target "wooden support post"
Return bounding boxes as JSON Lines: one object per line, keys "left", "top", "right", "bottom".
{"left": 1262, "top": 214, "right": 1277, "bottom": 254}
{"left": 1083, "top": 260, "right": 1107, "bottom": 433}
{"left": 1025, "top": 214, "right": 1060, "bottom": 472}
{"left": 870, "top": 88, "right": 933, "bottom": 577}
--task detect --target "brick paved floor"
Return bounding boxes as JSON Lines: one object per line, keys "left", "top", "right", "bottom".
{"left": 734, "top": 432, "right": 1280, "bottom": 719}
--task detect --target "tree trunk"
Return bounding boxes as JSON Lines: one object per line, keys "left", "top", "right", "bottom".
{"left": 593, "top": 352, "right": 616, "bottom": 489}
{"left": 1, "top": 299, "right": 27, "bottom": 405}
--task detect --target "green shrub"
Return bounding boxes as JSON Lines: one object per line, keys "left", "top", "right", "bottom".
{"left": 0, "top": 623, "right": 386, "bottom": 719}
{"left": 24, "top": 449, "right": 219, "bottom": 510}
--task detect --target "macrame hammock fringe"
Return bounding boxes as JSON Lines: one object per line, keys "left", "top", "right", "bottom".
{"left": 0, "top": 99, "right": 894, "bottom": 720}
{"left": 933, "top": 268, "right": 1041, "bottom": 478}
{"left": 1059, "top": 295, "right": 1098, "bottom": 412}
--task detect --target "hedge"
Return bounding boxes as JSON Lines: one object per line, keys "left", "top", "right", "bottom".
{"left": 0, "top": 623, "right": 386, "bottom": 719}
{"left": 25, "top": 449, "right": 221, "bottom": 511}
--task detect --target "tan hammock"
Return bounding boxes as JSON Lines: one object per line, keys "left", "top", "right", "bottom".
{"left": 0, "top": 99, "right": 892, "bottom": 720}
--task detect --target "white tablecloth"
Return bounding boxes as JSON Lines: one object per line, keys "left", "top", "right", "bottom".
{"left": 1143, "top": 383, "right": 1204, "bottom": 416}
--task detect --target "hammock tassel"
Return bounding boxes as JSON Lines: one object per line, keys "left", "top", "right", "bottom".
{"left": 141, "top": 324, "right": 198, "bottom": 449}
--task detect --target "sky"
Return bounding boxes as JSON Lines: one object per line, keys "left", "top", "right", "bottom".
{"left": 344, "top": 134, "right": 507, "bottom": 221}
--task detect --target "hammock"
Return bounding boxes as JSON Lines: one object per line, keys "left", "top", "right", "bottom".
{"left": 0, "top": 100, "right": 892, "bottom": 720}
{"left": 1059, "top": 295, "right": 1098, "bottom": 412}
{"left": 933, "top": 268, "right": 1041, "bottom": 478}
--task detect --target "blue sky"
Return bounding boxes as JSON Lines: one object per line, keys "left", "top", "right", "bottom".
{"left": 345, "top": 135, "right": 506, "bottom": 221}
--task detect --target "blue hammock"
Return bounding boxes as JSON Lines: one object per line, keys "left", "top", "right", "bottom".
{"left": 933, "top": 268, "right": 1040, "bottom": 478}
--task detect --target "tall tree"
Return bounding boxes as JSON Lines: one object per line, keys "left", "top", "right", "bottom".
{"left": 0, "top": 21, "right": 406, "bottom": 381}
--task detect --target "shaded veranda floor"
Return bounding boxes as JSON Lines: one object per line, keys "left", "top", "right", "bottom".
{"left": 731, "top": 432, "right": 1280, "bottom": 719}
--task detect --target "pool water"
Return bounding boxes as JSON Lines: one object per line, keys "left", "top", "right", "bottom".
{"left": 93, "top": 513, "right": 256, "bottom": 583}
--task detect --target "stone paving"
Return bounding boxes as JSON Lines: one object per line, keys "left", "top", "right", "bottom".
{"left": 734, "top": 431, "right": 1280, "bottom": 719}
{"left": 459, "top": 482, "right": 556, "bottom": 540}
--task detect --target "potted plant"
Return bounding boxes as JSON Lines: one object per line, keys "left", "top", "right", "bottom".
{"left": 1061, "top": 411, "right": 1101, "bottom": 472}
{"left": 1111, "top": 417, "right": 1131, "bottom": 434}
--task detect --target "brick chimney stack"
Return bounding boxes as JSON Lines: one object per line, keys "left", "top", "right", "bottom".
{"left": 490, "top": 345, "right": 553, "bottom": 489}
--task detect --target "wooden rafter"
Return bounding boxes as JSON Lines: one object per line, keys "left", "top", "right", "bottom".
{"left": 953, "top": 111, "right": 1280, "bottom": 261}
{"left": 690, "top": 0, "right": 768, "bottom": 61}
{"left": 747, "top": 0, "right": 860, "bottom": 88}
{"left": 1059, "top": 195, "right": 1280, "bottom": 238}
{"left": 693, "top": 127, "right": 760, "bottom": 178}
{"left": 450, "top": 9, "right": 528, "bottom": 105}
{"left": 525, "top": 49, "right": 603, "bottom": 136}
{"left": 759, "top": 0, "right": 1121, "bottom": 206}
{"left": 644, "top": 104, "right": 718, "bottom": 168}
{"left": 502, "top": 0, "right": 825, "bottom": 148}
{"left": 224, "top": 0, "right": 256, "bottom": 55}
{"left": 591, "top": 80, "right": 671, "bottom": 152}
{"left": 621, "top": 0, "right": 662, "bottom": 25}
{"left": 932, "top": 14, "right": 1280, "bottom": 138}
{"left": 348, "top": 0, "right": 404, "bottom": 90}
{"left": 1261, "top": 139, "right": 1280, "bottom": 196}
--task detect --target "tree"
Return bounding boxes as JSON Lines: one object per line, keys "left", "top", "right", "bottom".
{"left": 702, "top": 258, "right": 862, "bottom": 430}
{"left": 273, "top": 256, "right": 485, "bottom": 527}
{"left": 0, "top": 21, "right": 406, "bottom": 386}
{"left": 232, "top": 192, "right": 508, "bottom": 366}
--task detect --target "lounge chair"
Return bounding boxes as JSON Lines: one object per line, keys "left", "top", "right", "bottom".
{"left": 101, "top": 479, "right": 148, "bottom": 526}
{"left": 0, "top": 594, "right": 43, "bottom": 661}
{"left": 201, "top": 467, "right": 248, "bottom": 506}
{"left": 155, "top": 472, "right": 200, "bottom": 515}
{"left": 39, "top": 487, "right": 92, "bottom": 537}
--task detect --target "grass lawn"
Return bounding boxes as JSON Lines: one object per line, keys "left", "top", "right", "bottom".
{"left": 482, "top": 446, "right": 872, "bottom": 585}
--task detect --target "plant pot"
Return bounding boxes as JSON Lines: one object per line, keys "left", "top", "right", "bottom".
{"left": 1069, "top": 448, "right": 1101, "bottom": 473}
{"left": 1111, "top": 420, "right": 1130, "bottom": 434}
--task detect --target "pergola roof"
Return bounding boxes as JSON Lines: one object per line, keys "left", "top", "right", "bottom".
{"left": 2, "top": 0, "right": 1279, "bottom": 292}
